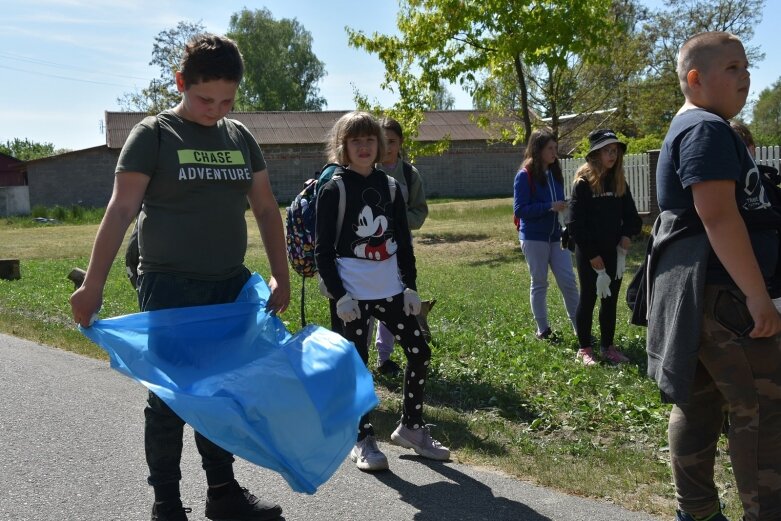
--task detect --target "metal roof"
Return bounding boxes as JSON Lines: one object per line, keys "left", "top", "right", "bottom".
{"left": 104, "top": 110, "right": 496, "bottom": 149}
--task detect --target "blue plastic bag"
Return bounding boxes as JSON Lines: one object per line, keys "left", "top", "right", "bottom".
{"left": 80, "top": 273, "right": 377, "bottom": 494}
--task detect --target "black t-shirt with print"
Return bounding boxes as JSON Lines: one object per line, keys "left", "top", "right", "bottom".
{"left": 657, "top": 108, "right": 778, "bottom": 282}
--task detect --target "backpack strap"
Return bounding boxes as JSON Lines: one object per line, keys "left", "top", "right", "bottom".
{"left": 402, "top": 162, "right": 413, "bottom": 192}
{"left": 333, "top": 175, "right": 347, "bottom": 247}
{"left": 388, "top": 175, "right": 396, "bottom": 204}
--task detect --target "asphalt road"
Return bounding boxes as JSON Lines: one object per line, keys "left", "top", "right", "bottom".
{"left": 0, "top": 333, "right": 664, "bottom": 521}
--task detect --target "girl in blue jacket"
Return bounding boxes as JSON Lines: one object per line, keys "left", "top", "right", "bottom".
{"left": 513, "top": 128, "right": 579, "bottom": 340}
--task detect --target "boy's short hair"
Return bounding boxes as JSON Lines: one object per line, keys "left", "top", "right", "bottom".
{"left": 730, "top": 120, "right": 755, "bottom": 149}
{"left": 677, "top": 31, "right": 743, "bottom": 94}
{"left": 326, "top": 111, "right": 386, "bottom": 165}
{"left": 180, "top": 34, "right": 244, "bottom": 88}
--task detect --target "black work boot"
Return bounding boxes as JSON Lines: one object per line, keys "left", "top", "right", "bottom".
{"left": 205, "top": 480, "right": 282, "bottom": 520}
{"left": 151, "top": 499, "right": 191, "bottom": 521}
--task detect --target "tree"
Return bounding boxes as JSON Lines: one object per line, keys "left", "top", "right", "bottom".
{"left": 227, "top": 8, "right": 326, "bottom": 111}
{"left": 348, "top": 0, "right": 615, "bottom": 146}
{"left": 0, "top": 138, "right": 58, "bottom": 161}
{"left": 431, "top": 81, "right": 456, "bottom": 111}
{"left": 633, "top": 0, "right": 765, "bottom": 135}
{"left": 117, "top": 21, "right": 206, "bottom": 114}
{"left": 751, "top": 78, "right": 781, "bottom": 145}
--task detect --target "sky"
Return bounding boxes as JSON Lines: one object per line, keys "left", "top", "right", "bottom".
{"left": 1, "top": 0, "right": 779, "bottom": 152}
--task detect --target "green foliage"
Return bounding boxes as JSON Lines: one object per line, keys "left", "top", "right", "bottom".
{"left": 70, "top": 205, "right": 85, "bottom": 220}
{"left": 431, "top": 80, "right": 456, "bottom": 111}
{"left": 348, "top": 0, "right": 615, "bottom": 146}
{"left": 0, "top": 138, "right": 56, "bottom": 161}
{"left": 571, "top": 131, "right": 663, "bottom": 158}
{"left": 117, "top": 21, "right": 206, "bottom": 113}
{"left": 750, "top": 77, "right": 781, "bottom": 145}
{"left": 227, "top": 8, "right": 326, "bottom": 111}
{"left": 352, "top": 89, "right": 452, "bottom": 160}
{"left": 633, "top": 0, "right": 765, "bottom": 137}
{"left": 52, "top": 206, "right": 68, "bottom": 221}
{"left": 626, "top": 134, "right": 663, "bottom": 154}
{"left": 5, "top": 205, "right": 104, "bottom": 226}
{"left": 118, "top": 12, "right": 326, "bottom": 113}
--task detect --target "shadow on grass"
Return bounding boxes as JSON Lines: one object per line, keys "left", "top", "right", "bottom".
{"left": 374, "top": 371, "right": 538, "bottom": 430}
{"left": 465, "top": 249, "right": 522, "bottom": 268}
{"left": 621, "top": 334, "right": 650, "bottom": 375}
{"left": 417, "top": 233, "right": 490, "bottom": 244}
{"left": 371, "top": 457, "right": 552, "bottom": 521}
{"left": 369, "top": 406, "right": 510, "bottom": 457}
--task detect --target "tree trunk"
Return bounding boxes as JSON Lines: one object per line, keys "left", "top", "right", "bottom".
{"left": 514, "top": 54, "right": 533, "bottom": 145}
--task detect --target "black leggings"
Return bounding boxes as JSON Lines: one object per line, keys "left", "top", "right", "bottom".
{"left": 574, "top": 250, "right": 623, "bottom": 349}
{"left": 339, "top": 292, "right": 431, "bottom": 439}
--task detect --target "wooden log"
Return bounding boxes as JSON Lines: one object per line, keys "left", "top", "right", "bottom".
{"left": 0, "top": 259, "right": 21, "bottom": 280}
{"left": 67, "top": 268, "right": 86, "bottom": 290}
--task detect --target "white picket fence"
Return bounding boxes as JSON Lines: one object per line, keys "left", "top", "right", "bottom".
{"left": 560, "top": 154, "right": 651, "bottom": 212}
{"left": 755, "top": 145, "right": 781, "bottom": 170}
{"left": 560, "top": 145, "right": 781, "bottom": 214}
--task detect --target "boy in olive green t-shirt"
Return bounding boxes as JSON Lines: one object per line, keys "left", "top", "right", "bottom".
{"left": 70, "top": 34, "right": 289, "bottom": 521}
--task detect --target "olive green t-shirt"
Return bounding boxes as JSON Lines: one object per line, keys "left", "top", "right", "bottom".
{"left": 116, "top": 111, "right": 266, "bottom": 280}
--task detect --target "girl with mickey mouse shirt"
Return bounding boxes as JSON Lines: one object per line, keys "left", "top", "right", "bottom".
{"left": 315, "top": 111, "right": 450, "bottom": 472}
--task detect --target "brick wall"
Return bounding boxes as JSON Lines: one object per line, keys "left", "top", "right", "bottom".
{"left": 0, "top": 186, "right": 30, "bottom": 216}
{"left": 27, "top": 147, "right": 120, "bottom": 208}
{"left": 264, "top": 140, "right": 524, "bottom": 203}
{"left": 25, "top": 140, "right": 524, "bottom": 209}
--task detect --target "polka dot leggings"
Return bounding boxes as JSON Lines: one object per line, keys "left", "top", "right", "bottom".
{"left": 340, "top": 292, "right": 431, "bottom": 440}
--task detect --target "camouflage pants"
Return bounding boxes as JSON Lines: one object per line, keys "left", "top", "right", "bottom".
{"left": 668, "top": 285, "right": 781, "bottom": 520}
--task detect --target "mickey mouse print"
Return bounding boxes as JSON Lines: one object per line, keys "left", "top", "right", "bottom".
{"left": 352, "top": 186, "right": 398, "bottom": 261}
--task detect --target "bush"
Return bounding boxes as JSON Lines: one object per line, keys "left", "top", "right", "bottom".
{"left": 31, "top": 205, "right": 48, "bottom": 218}
{"left": 70, "top": 205, "right": 85, "bottom": 220}
{"left": 52, "top": 205, "right": 68, "bottom": 221}
{"left": 571, "top": 132, "right": 663, "bottom": 158}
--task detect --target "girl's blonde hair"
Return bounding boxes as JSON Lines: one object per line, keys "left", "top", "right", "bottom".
{"left": 325, "top": 111, "right": 386, "bottom": 165}
{"left": 574, "top": 147, "right": 627, "bottom": 196}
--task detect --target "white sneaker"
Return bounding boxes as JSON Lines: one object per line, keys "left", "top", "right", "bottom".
{"left": 390, "top": 424, "right": 450, "bottom": 461}
{"left": 349, "top": 435, "right": 388, "bottom": 471}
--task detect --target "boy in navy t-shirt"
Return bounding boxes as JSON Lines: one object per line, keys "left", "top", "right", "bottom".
{"left": 651, "top": 32, "right": 781, "bottom": 521}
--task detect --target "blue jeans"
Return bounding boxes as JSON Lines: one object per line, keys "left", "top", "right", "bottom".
{"left": 520, "top": 239, "right": 579, "bottom": 334}
{"left": 137, "top": 267, "right": 251, "bottom": 493}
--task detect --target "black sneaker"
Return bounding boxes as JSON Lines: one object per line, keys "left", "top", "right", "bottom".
{"left": 675, "top": 509, "right": 730, "bottom": 521}
{"left": 377, "top": 359, "right": 402, "bottom": 376}
{"left": 151, "top": 499, "right": 191, "bottom": 521}
{"left": 205, "top": 481, "right": 282, "bottom": 520}
{"left": 535, "top": 327, "right": 552, "bottom": 340}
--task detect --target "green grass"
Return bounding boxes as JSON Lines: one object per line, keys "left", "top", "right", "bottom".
{"left": 6, "top": 204, "right": 106, "bottom": 227}
{"left": 0, "top": 198, "right": 740, "bottom": 518}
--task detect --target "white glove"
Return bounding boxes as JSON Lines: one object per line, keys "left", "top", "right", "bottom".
{"left": 594, "top": 268, "right": 612, "bottom": 299}
{"left": 336, "top": 293, "right": 361, "bottom": 323}
{"left": 317, "top": 275, "right": 333, "bottom": 299}
{"left": 773, "top": 297, "right": 781, "bottom": 314}
{"left": 615, "top": 246, "right": 628, "bottom": 280}
{"left": 557, "top": 206, "right": 570, "bottom": 228}
{"left": 403, "top": 288, "right": 422, "bottom": 316}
